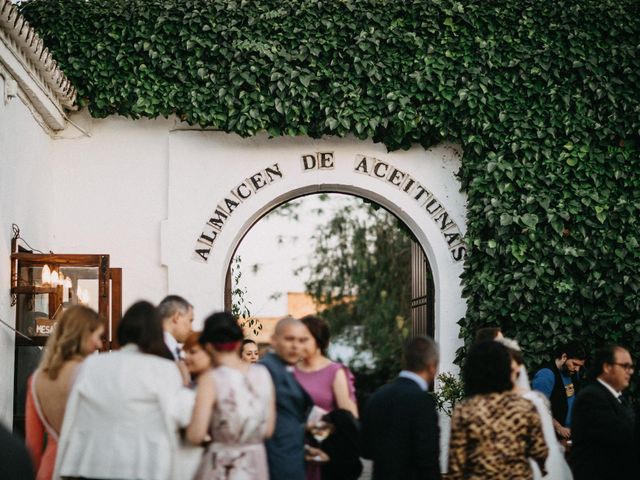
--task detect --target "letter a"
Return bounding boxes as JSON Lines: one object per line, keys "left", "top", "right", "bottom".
{"left": 354, "top": 156, "right": 370, "bottom": 174}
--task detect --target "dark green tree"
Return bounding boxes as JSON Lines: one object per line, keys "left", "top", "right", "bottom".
{"left": 304, "top": 198, "right": 412, "bottom": 387}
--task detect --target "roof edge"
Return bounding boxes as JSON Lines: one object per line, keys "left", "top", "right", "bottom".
{"left": 0, "top": 0, "right": 76, "bottom": 109}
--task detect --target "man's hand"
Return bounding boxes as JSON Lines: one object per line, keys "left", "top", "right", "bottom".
{"left": 555, "top": 422, "right": 571, "bottom": 439}
{"left": 304, "top": 445, "right": 329, "bottom": 463}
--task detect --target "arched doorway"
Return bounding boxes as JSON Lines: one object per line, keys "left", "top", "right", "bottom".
{"left": 223, "top": 191, "right": 436, "bottom": 405}
{"left": 161, "top": 132, "right": 466, "bottom": 372}
{"left": 222, "top": 192, "right": 436, "bottom": 341}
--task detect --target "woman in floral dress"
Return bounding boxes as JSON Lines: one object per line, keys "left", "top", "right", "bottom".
{"left": 187, "top": 312, "right": 275, "bottom": 480}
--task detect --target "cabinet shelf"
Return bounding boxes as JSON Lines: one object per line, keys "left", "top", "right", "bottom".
{"left": 11, "top": 285, "right": 60, "bottom": 295}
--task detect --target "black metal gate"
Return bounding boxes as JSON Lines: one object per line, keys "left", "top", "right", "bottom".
{"left": 411, "top": 240, "right": 435, "bottom": 338}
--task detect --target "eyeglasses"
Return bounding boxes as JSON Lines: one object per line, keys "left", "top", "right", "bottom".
{"left": 612, "top": 362, "right": 635, "bottom": 371}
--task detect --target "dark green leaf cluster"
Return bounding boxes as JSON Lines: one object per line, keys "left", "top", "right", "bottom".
{"left": 433, "top": 372, "right": 464, "bottom": 416}
{"left": 305, "top": 199, "right": 412, "bottom": 378}
{"left": 21, "top": 0, "right": 640, "bottom": 393}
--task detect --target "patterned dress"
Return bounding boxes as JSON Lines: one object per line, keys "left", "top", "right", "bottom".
{"left": 195, "top": 364, "right": 273, "bottom": 480}
{"left": 448, "top": 391, "right": 548, "bottom": 480}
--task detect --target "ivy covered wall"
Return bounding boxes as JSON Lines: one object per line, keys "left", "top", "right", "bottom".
{"left": 21, "top": 0, "right": 640, "bottom": 383}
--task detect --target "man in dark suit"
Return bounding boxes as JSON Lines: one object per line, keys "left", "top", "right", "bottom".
{"left": 570, "top": 344, "right": 636, "bottom": 480}
{"left": 361, "top": 336, "right": 441, "bottom": 480}
{"left": 260, "top": 317, "right": 314, "bottom": 480}
{"left": 0, "top": 423, "right": 34, "bottom": 479}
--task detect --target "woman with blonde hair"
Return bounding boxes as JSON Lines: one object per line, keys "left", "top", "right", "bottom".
{"left": 54, "top": 300, "right": 195, "bottom": 480}
{"left": 25, "top": 305, "right": 104, "bottom": 480}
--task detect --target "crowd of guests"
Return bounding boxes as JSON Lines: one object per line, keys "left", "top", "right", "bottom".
{"left": 10, "top": 297, "right": 638, "bottom": 480}
{"left": 20, "top": 296, "right": 361, "bottom": 480}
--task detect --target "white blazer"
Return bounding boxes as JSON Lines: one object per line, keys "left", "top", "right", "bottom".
{"left": 54, "top": 344, "right": 196, "bottom": 480}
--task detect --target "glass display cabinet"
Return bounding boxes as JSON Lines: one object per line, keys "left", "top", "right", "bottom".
{"left": 10, "top": 238, "right": 122, "bottom": 434}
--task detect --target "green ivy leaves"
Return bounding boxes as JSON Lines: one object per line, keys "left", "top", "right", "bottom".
{"left": 20, "top": 0, "right": 640, "bottom": 394}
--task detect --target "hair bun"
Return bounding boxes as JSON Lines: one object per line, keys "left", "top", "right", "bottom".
{"left": 200, "top": 311, "right": 243, "bottom": 345}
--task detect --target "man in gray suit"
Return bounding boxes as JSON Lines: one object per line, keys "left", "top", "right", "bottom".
{"left": 260, "top": 317, "right": 314, "bottom": 480}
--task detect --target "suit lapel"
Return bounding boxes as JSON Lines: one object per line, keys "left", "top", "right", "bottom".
{"left": 286, "top": 366, "right": 313, "bottom": 412}
{"left": 266, "top": 353, "right": 312, "bottom": 413}
{"left": 595, "top": 381, "right": 634, "bottom": 423}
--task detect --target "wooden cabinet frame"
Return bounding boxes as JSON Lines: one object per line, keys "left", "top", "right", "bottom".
{"left": 10, "top": 239, "right": 122, "bottom": 433}
{"left": 11, "top": 247, "right": 120, "bottom": 349}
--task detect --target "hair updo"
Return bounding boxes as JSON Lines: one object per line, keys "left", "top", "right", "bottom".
{"left": 300, "top": 315, "right": 330, "bottom": 355}
{"left": 200, "top": 311, "right": 243, "bottom": 346}
{"left": 463, "top": 340, "right": 513, "bottom": 397}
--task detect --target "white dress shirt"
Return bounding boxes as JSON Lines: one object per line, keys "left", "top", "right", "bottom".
{"left": 164, "top": 330, "right": 181, "bottom": 360}
{"left": 398, "top": 370, "right": 429, "bottom": 391}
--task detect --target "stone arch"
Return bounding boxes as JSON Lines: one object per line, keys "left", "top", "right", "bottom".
{"left": 220, "top": 185, "right": 438, "bottom": 313}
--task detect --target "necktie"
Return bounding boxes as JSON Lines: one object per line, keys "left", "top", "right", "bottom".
{"left": 175, "top": 347, "right": 181, "bottom": 360}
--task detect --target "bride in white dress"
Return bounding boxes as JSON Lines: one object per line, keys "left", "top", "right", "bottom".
{"left": 499, "top": 337, "right": 573, "bottom": 480}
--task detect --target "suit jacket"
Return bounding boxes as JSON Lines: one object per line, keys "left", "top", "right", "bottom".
{"left": 260, "top": 352, "right": 313, "bottom": 480}
{"left": 361, "top": 376, "right": 440, "bottom": 480}
{"left": 0, "top": 423, "right": 34, "bottom": 480}
{"left": 570, "top": 380, "right": 636, "bottom": 480}
{"left": 54, "top": 344, "right": 195, "bottom": 480}
{"left": 320, "top": 409, "right": 363, "bottom": 480}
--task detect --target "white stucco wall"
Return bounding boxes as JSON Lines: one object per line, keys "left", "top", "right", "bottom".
{"left": 50, "top": 115, "right": 173, "bottom": 308}
{"left": 0, "top": 74, "right": 55, "bottom": 426}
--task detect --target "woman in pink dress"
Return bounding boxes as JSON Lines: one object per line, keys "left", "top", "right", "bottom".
{"left": 187, "top": 312, "right": 275, "bottom": 480}
{"left": 25, "top": 305, "right": 103, "bottom": 480}
{"left": 294, "top": 315, "right": 358, "bottom": 480}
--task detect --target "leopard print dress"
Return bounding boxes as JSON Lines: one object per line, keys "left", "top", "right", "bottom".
{"left": 448, "top": 391, "right": 548, "bottom": 479}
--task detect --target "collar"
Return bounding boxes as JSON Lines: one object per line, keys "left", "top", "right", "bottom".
{"left": 164, "top": 331, "right": 180, "bottom": 360}
{"left": 398, "top": 370, "right": 428, "bottom": 391}
{"left": 267, "top": 351, "right": 292, "bottom": 369}
{"left": 597, "top": 378, "right": 621, "bottom": 399}
{"left": 120, "top": 344, "right": 140, "bottom": 353}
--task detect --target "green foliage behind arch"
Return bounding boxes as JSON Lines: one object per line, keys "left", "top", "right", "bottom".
{"left": 21, "top": 0, "right": 640, "bottom": 387}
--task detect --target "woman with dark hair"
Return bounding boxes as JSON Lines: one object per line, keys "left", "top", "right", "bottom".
{"left": 240, "top": 338, "right": 259, "bottom": 363}
{"left": 294, "top": 315, "right": 360, "bottom": 480}
{"left": 473, "top": 326, "right": 503, "bottom": 344}
{"left": 294, "top": 315, "right": 357, "bottom": 417}
{"left": 448, "top": 341, "right": 548, "bottom": 480}
{"left": 54, "top": 301, "right": 195, "bottom": 480}
{"left": 187, "top": 312, "right": 275, "bottom": 480}
{"left": 115, "top": 301, "right": 174, "bottom": 360}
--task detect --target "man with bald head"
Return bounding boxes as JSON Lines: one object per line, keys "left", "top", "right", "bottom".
{"left": 260, "top": 317, "right": 313, "bottom": 480}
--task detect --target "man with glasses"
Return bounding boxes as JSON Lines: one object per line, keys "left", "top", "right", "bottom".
{"left": 532, "top": 341, "right": 586, "bottom": 440}
{"left": 570, "top": 344, "right": 636, "bottom": 480}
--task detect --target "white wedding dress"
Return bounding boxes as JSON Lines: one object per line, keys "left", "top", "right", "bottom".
{"left": 519, "top": 366, "right": 574, "bottom": 480}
